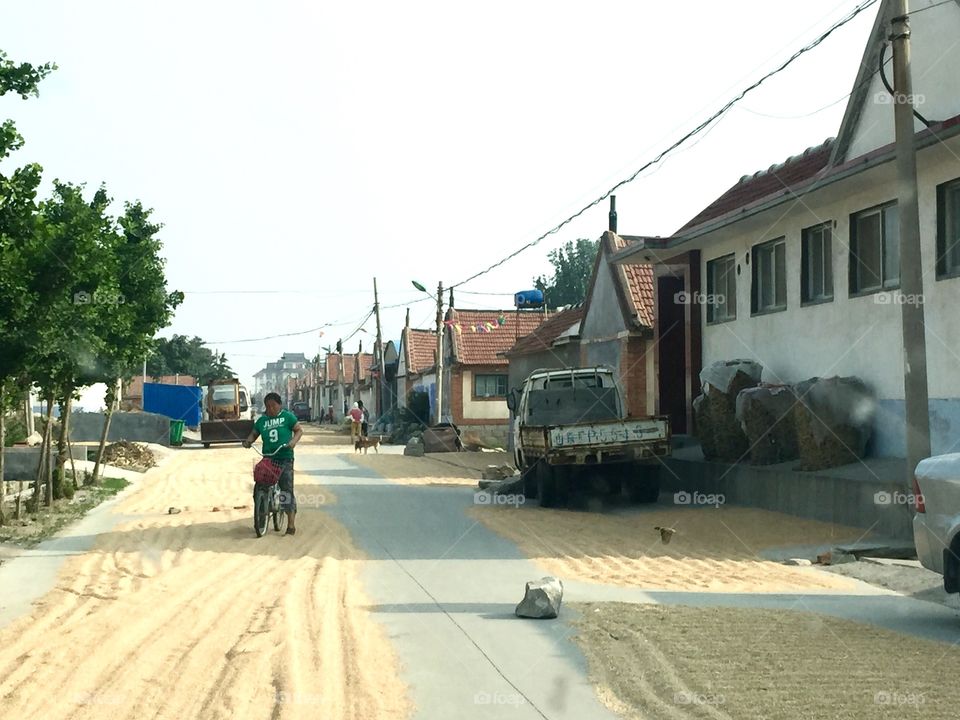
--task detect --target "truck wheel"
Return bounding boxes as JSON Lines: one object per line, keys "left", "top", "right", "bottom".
{"left": 522, "top": 461, "right": 539, "bottom": 500}
{"left": 624, "top": 464, "right": 660, "bottom": 504}
{"left": 203, "top": 443, "right": 211, "bottom": 449}
{"left": 537, "top": 462, "right": 558, "bottom": 508}
{"left": 553, "top": 465, "right": 571, "bottom": 507}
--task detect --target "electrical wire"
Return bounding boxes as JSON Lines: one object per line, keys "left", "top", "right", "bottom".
{"left": 206, "top": 308, "right": 374, "bottom": 344}
{"left": 449, "top": 0, "right": 881, "bottom": 291}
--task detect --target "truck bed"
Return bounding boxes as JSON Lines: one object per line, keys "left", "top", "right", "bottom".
{"left": 520, "top": 416, "right": 670, "bottom": 465}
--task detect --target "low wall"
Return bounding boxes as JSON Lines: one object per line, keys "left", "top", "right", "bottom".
{"left": 661, "top": 449, "right": 913, "bottom": 541}
{"left": 69, "top": 411, "right": 172, "bottom": 447}
{"left": 3, "top": 446, "right": 87, "bottom": 481}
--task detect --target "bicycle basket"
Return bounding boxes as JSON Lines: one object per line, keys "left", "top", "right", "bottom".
{"left": 254, "top": 458, "right": 282, "bottom": 485}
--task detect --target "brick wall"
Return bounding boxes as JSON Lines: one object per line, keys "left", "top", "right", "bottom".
{"left": 620, "top": 336, "right": 649, "bottom": 417}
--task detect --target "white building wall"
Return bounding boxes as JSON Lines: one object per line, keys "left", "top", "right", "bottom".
{"left": 699, "top": 138, "right": 960, "bottom": 456}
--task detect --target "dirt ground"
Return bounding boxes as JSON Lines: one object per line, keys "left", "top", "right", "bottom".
{"left": 572, "top": 602, "right": 960, "bottom": 719}
{"left": 0, "top": 442, "right": 409, "bottom": 720}
{"left": 349, "top": 448, "right": 511, "bottom": 486}
{"left": 470, "top": 503, "right": 865, "bottom": 592}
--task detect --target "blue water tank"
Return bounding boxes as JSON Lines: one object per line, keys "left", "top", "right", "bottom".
{"left": 514, "top": 289, "right": 545, "bottom": 308}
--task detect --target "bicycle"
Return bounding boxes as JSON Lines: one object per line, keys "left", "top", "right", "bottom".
{"left": 249, "top": 444, "right": 289, "bottom": 537}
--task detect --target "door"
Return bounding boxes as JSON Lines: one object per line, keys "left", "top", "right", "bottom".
{"left": 657, "top": 275, "right": 688, "bottom": 434}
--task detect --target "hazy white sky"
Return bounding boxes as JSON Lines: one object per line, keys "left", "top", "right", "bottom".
{"left": 2, "top": 0, "right": 882, "bottom": 394}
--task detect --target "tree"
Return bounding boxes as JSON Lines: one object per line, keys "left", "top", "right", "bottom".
{"left": 0, "top": 50, "right": 55, "bottom": 523}
{"left": 533, "top": 238, "right": 599, "bottom": 308}
{"left": 144, "top": 335, "right": 233, "bottom": 385}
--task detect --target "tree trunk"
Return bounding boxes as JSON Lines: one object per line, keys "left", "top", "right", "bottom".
{"left": 32, "top": 397, "right": 52, "bottom": 512}
{"left": 54, "top": 393, "right": 72, "bottom": 499}
{"left": 91, "top": 381, "right": 117, "bottom": 485}
{"left": 43, "top": 397, "right": 54, "bottom": 507}
{"left": 0, "top": 385, "right": 6, "bottom": 527}
{"left": 65, "top": 399, "right": 80, "bottom": 490}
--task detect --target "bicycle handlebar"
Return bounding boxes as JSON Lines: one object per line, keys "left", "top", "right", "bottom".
{"left": 249, "top": 443, "right": 288, "bottom": 457}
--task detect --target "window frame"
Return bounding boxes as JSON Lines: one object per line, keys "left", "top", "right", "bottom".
{"left": 706, "top": 254, "right": 737, "bottom": 324}
{"left": 473, "top": 373, "right": 508, "bottom": 400}
{"left": 936, "top": 177, "right": 960, "bottom": 281}
{"left": 849, "top": 201, "right": 900, "bottom": 296}
{"left": 750, "top": 237, "right": 788, "bottom": 316}
{"left": 801, "top": 222, "right": 834, "bottom": 306}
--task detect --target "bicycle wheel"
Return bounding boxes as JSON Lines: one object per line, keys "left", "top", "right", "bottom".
{"left": 253, "top": 487, "right": 269, "bottom": 537}
{"left": 272, "top": 488, "right": 287, "bottom": 533}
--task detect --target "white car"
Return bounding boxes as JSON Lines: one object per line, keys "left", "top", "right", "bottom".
{"left": 913, "top": 453, "right": 960, "bottom": 594}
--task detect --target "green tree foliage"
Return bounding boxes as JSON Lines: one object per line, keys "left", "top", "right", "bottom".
{"left": 146, "top": 335, "right": 234, "bottom": 385}
{"left": 533, "top": 238, "right": 599, "bottom": 308}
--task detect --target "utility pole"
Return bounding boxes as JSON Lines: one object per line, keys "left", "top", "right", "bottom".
{"left": 435, "top": 281, "right": 444, "bottom": 425}
{"left": 373, "top": 277, "right": 386, "bottom": 417}
{"left": 337, "top": 340, "right": 345, "bottom": 420}
{"left": 891, "top": 1, "right": 931, "bottom": 488}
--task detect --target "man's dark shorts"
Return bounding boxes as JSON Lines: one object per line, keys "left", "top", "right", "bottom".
{"left": 276, "top": 458, "right": 297, "bottom": 512}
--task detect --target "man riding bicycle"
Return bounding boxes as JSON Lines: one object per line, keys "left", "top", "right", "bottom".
{"left": 243, "top": 392, "right": 303, "bottom": 535}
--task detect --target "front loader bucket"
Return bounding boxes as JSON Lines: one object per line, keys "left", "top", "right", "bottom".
{"left": 200, "top": 419, "right": 254, "bottom": 447}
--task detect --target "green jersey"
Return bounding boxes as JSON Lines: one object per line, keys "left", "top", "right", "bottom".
{"left": 255, "top": 409, "right": 298, "bottom": 460}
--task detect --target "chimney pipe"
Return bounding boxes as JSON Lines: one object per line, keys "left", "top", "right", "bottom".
{"left": 448, "top": 287, "right": 454, "bottom": 309}
{"left": 609, "top": 195, "right": 617, "bottom": 233}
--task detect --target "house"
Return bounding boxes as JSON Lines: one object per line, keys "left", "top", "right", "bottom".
{"left": 578, "top": 232, "right": 659, "bottom": 423}
{"left": 503, "top": 306, "right": 584, "bottom": 393}
{"left": 252, "top": 352, "right": 309, "bottom": 406}
{"left": 322, "top": 353, "right": 356, "bottom": 419}
{"left": 352, "top": 351, "right": 376, "bottom": 417}
{"left": 611, "top": 0, "right": 960, "bottom": 457}
{"left": 373, "top": 340, "right": 401, "bottom": 416}
{"left": 396, "top": 311, "right": 439, "bottom": 413}
{"left": 441, "top": 306, "right": 549, "bottom": 445}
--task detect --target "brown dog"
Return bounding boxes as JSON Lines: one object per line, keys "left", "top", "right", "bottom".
{"left": 354, "top": 435, "right": 382, "bottom": 454}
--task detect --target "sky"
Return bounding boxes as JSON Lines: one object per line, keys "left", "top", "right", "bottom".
{"left": 1, "top": 0, "right": 886, "bottom": 404}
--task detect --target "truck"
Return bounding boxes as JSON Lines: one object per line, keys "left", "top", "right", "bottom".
{"left": 200, "top": 378, "right": 255, "bottom": 448}
{"left": 507, "top": 366, "right": 671, "bottom": 507}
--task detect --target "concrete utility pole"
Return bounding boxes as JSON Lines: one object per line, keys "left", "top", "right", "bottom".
{"left": 338, "top": 341, "right": 345, "bottom": 419}
{"left": 891, "top": 0, "right": 932, "bottom": 487}
{"left": 373, "top": 277, "right": 386, "bottom": 417}
{"left": 435, "top": 281, "right": 444, "bottom": 426}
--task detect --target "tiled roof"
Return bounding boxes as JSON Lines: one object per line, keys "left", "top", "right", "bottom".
{"left": 609, "top": 234, "right": 655, "bottom": 329}
{"left": 354, "top": 353, "right": 376, "bottom": 382}
{"left": 449, "top": 309, "right": 549, "bottom": 366}
{"left": 504, "top": 306, "right": 583, "bottom": 357}
{"left": 406, "top": 328, "right": 437, "bottom": 374}
{"left": 676, "top": 139, "right": 834, "bottom": 234}
{"left": 325, "top": 354, "right": 355, "bottom": 384}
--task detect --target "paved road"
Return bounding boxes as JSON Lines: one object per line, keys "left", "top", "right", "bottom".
{"left": 300, "top": 453, "right": 960, "bottom": 720}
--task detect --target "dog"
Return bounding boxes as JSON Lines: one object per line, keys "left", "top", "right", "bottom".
{"left": 354, "top": 435, "right": 382, "bottom": 454}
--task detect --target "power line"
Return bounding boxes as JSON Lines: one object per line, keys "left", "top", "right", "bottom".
{"left": 449, "top": 0, "right": 881, "bottom": 290}
{"left": 205, "top": 308, "right": 374, "bottom": 344}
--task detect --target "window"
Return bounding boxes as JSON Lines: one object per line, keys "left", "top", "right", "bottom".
{"left": 706, "top": 254, "right": 736, "bottom": 323}
{"left": 801, "top": 223, "right": 833, "bottom": 304}
{"left": 850, "top": 203, "right": 899, "bottom": 294}
{"left": 937, "top": 178, "right": 960, "bottom": 278}
{"left": 751, "top": 238, "right": 787, "bottom": 314}
{"left": 474, "top": 374, "right": 507, "bottom": 398}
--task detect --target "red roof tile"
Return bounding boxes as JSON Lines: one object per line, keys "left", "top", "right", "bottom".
{"left": 609, "top": 235, "right": 655, "bottom": 329}
{"left": 325, "top": 354, "right": 355, "bottom": 384}
{"left": 354, "top": 353, "right": 375, "bottom": 383}
{"left": 449, "top": 309, "right": 549, "bottom": 366}
{"left": 405, "top": 328, "right": 437, "bottom": 374}
{"left": 504, "top": 306, "right": 583, "bottom": 357}
{"left": 677, "top": 139, "right": 834, "bottom": 234}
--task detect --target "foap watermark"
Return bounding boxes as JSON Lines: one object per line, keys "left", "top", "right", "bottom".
{"left": 474, "top": 491, "right": 525, "bottom": 507}
{"left": 474, "top": 690, "right": 526, "bottom": 707}
{"left": 874, "top": 690, "right": 925, "bottom": 708}
{"left": 674, "top": 490, "right": 725, "bottom": 508}
{"left": 873, "top": 291, "right": 925, "bottom": 306}
{"left": 282, "top": 491, "right": 326, "bottom": 507}
{"left": 275, "top": 690, "right": 322, "bottom": 705}
{"left": 73, "top": 289, "right": 126, "bottom": 305}
{"left": 674, "top": 291, "right": 724, "bottom": 306}
{"left": 874, "top": 490, "right": 922, "bottom": 507}
{"left": 674, "top": 691, "right": 726, "bottom": 707}
{"left": 873, "top": 91, "right": 926, "bottom": 106}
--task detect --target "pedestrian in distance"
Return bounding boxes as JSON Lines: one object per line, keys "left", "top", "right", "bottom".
{"left": 348, "top": 402, "right": 363, "bottom": 442}
{"left": 358, "top": 399, "right": 370, "bottom": 437}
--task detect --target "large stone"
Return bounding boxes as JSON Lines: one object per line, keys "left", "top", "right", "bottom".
{"left": 403, "top": 438, "right": 425, "bottom": 457}
{"left": 515, "top": 576, "right": 563, "bottom": 619}
{"left": 735, "top": 385, "right": 800, "bottom": 465}
{"left": 422, "top": 425, "right": 461, "bottom": 453}
{"left": 695, "top": 360, "right": 763, "bottom": 461}
{"left": 793, "top": 376, "right": 875, "bottom": 470}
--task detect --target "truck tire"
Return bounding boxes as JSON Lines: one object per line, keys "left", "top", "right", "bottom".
{"left": 624, "top": 464, "right": 660, "bottom": 504}
{"left": 553, "top": 465, "right": 571, "bottom": 507}
{"left": 537, "top": 462, "right": 558, "bottom": 508}
{"left": 522, "top": 460, "right": 539, "bottom": 500}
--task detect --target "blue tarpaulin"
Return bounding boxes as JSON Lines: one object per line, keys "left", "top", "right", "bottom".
{"left": 143, "top": 383, "right": 202, "bottom": 426}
